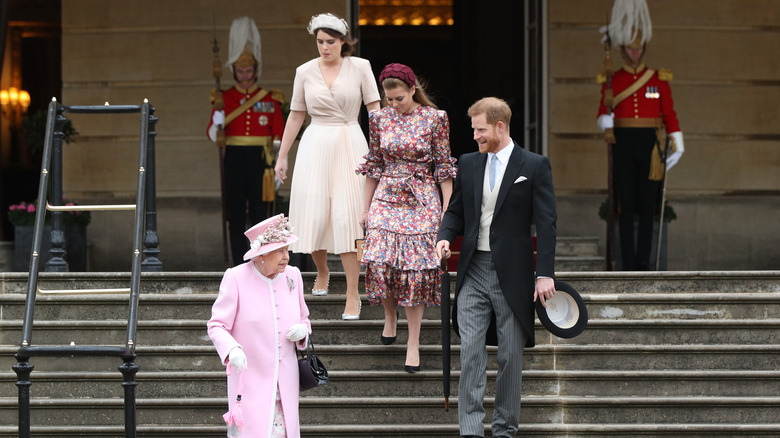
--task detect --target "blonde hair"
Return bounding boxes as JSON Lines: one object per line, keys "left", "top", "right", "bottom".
{"left": 468, "top": 97, "right": 511, "bottom": 127}
{"left": 381, "top": 77, "right": 438, "bottom": 109}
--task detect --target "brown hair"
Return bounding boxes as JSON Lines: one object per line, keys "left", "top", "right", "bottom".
{"left": 381, "top": 77, "right": 438, "bottom": 109}
{"left": 468, "top": 97, "right": 511, "bottom": 127}
{"left": 315, "top": 28, "right": 357, "bottom": 57}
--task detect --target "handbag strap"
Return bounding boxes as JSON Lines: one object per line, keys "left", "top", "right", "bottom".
{"left": 298, "top": 336, "right": 315, "bottom": 359}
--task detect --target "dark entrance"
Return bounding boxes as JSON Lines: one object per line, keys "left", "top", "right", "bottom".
{"left": 356, "top": 0, "right": 528, "bottom": 159}
{"left": 0, "top": 0, "right": 63, "bottom": 241}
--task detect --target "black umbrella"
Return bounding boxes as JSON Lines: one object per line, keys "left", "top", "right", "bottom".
{"left": 440, "top": 258, "right": 451, "bottom": 411}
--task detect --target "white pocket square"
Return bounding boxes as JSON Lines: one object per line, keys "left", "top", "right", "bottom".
{"left": 514, "top": 176, "right": 527, "bottom": 183}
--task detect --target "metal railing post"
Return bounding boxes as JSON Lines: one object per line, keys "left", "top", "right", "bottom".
{"left": 142, "top": 104, "right": 162, "bottom": 271}
{"left": 46, "top": 109, "right": 69, "bottom": 271}
{"left": 12, "top": 355, "right": 34, "bottom": 438}
{"left": 119, "top": 354, "right": 139, "bottom": 438}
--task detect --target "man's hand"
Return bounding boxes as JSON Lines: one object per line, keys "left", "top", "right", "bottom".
{"left": 435, "top": 240, "right": 451, "bottom": 260}
{"left": 533, "top": 277, "right": 556, "bottom": 308}
{"left": 212, "top": 110, "right": 225, "bottom": 127}
{"left": 597, "top": 113, "right": 614, "bottom": 132}
{"left": 666, "top": 131, "right": 685, "bottom": 171}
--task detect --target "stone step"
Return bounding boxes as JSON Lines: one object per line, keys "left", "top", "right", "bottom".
{"left": 555, "top": 256, "right": 605, "bottom": 272}
{"left": 3, "top": 290, "right": 780, "bottom": 323}
{"left": 3, "top": 317, "right": 780, "bottom": 347}
{"left": 3, "top": 271, "right": 779, "bottom": 297}
{"left": 2, "top": 395, "right": 779, "bottom": 426}
{"left": 556, "top": 236, "right": 600, "bottom": 257}
{"left": 5, "top": 343, "right": 780, "bottom": 374}
{"left": 5, "top": 344, "right": 780, "bottom": 384}
{"left": 2, "top": 271, "right": 780, "bottom": 435}
{"left": 2, "top": 423, "right": 780, "bottom": 437}
{"left": 2, "top": 423, "right": 780, "bottom": 438}
{"left": 2, "top": 369, "right": 777, "bottom": 399}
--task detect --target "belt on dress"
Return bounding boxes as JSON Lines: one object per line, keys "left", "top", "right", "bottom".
{"left": 384, "top": 170, "right": 432, "bottom": 207}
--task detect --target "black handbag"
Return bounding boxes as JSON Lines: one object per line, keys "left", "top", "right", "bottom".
{"left": 298, "top": 338, "right": 329, "bottom": 391}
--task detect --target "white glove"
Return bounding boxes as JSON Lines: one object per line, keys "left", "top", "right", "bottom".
{"left": 286, "top": 323, "right": 308, "bottom": 342}
{"left": 666, "top": 131, "right": 685, "bottom": 170}
{"left": 212, "top": 110, "right": 225, "bottom": 126}
{"left": 228, "top": 346, "right": 247, "bottom": 373}
{"left": 207, "top": 110, "right": 226, "bottom": 143}
{"left": 597, "top": 113, "right": 614, "bottom": 132}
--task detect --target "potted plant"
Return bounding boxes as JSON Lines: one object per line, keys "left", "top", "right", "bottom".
{"left": 8, "top": 198, "right": 91, "bottom": 271}
{"left": 22, "top": 110, "right": 78, "bottom": 155}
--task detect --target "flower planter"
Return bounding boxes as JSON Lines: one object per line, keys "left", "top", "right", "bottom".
{"left": 13, "top": 224, "right": 87, "bottom": 272}
{"left": 0, "top": 241, "right": 14, "bottom": 271}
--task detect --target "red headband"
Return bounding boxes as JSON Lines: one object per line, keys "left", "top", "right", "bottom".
{"left": 379, "top": 63, "right": 416, "bottom": 88}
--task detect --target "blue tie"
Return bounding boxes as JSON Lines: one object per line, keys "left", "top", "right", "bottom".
{"left": 489, "top": 154, "right": 498, "bottom": 191}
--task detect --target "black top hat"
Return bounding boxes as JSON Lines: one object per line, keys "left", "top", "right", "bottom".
{"left": 535, "top": 280, "right": 588, "bottom": 338}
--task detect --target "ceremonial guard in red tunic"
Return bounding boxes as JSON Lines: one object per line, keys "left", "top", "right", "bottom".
{"left": 208, "top": 17, "right": 285, "bottom": 266}
{"left": 597, "top": 0, "right": 685, "bottom": 270}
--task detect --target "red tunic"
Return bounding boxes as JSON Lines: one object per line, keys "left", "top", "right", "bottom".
{"left": 208, "top": 84, "right": 285, "bottom": 146}
{"left": 598, "top": 64, "right": 680, "bottom": 133}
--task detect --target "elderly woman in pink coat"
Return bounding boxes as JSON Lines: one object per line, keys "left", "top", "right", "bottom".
{"left": 208, "top": 214, "right": 311, "bottom": 437}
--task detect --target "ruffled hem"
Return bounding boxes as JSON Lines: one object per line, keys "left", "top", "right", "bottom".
{"left": 364, "top": 263, "right": 441, "bottom": 307}
{"left": 361, "top": 228, "right": 440, "bottom": 271}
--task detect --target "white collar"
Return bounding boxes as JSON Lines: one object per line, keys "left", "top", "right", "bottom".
{"left": 489, "top": 140, "right": 514, "bottom": 164}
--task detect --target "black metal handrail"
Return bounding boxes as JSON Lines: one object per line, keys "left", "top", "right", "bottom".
{"left": 13, "top": 98, "right": 162, "bottom": 438}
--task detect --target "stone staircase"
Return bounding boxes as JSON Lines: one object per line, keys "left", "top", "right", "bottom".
{"left": 1, "top": 270, "right": 779, "bottom": 437}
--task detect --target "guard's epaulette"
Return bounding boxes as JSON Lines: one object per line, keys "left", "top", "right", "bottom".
{"left": 658, "top": 68, "right": 673, "bottom": 82}
{"left": 596, "top": 72, "right": 607, "bottom": 84}
{"left": 270, "top": 88, "right": 285, "bottom": 104}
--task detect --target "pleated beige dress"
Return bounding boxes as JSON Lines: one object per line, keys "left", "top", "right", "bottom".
{"left": 288, "top": 56, "right": 380, "bottom": 254}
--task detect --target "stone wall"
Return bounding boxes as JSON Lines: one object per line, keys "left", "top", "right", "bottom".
{"left": 60, "top": 0, "right": 345, "bottom": 270}
{"left": 57, "top": 1, "right": 780, "bottom": 271}
{"left": 548, "top": 0, "right": 780, "bottom": 270}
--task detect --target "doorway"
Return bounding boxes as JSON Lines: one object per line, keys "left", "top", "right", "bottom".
{"left": 357, "top": 0, "right": 528, "bottom": 158}
{"left": 0, "top": 0, "right": 62, "bottom": 241}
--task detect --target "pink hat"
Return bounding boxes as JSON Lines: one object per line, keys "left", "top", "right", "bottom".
{"left": 243, "top": 214, "right": 299, "bottom": 260}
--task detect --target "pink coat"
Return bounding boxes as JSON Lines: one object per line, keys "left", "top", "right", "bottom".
{"left": 208, "top": 263, "right": 311, "bottom": 437}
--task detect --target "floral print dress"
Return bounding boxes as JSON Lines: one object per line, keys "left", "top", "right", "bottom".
{"left": 356, "top": 105, "right": 457, "bottom": 306}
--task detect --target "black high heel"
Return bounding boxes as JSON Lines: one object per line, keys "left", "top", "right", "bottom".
{"left": 380, "top": 309, "right": 399, "bottom": 345}
{"left": 404, "top": 364, "right": 421, "bottom": 373}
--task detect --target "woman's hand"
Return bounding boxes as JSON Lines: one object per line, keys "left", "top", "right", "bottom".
{"left": 286, "top": 323, "right": 308, "bottom": 342}
{"left": 274, "top": 158, "right": 288, "bottom": 183}
{"left": 228, "top": 346, "right": 247, "bottom": 373}
{"left": 359, "top": 210, "right": 369, "bottom": 228}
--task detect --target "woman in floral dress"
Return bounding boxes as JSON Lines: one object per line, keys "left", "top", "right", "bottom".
{"left": 357, "top": 63, "right": 456, "bottom": 372}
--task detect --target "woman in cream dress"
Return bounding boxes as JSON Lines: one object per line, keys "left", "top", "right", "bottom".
{"left": 275, "top": 13, "right": 380, "bottom": 319}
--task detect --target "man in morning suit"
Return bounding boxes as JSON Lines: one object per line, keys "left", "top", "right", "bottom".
{"left": 436, "top": 97, "right": 557, "bottom": 437}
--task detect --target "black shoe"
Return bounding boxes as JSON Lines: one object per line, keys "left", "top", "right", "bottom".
{"left": 380, "top": 310, "right": 399, "bottom": 345}
{"left": 380, "top": 335, "right": 396, "bottom": 345}
{"left": 404, "top": 364, "right": 421, "bottom": 373}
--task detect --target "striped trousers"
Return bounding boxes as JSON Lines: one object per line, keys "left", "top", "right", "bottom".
{"left": 458, "top": 251, "right": 527, "bottom": 437}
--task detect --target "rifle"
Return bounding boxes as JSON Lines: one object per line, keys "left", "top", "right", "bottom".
{"left": 212, "top": 23, "right": 229, "bottom": 269}
{"left": 602, "top": 20, "right": 617, "bottom": 271}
